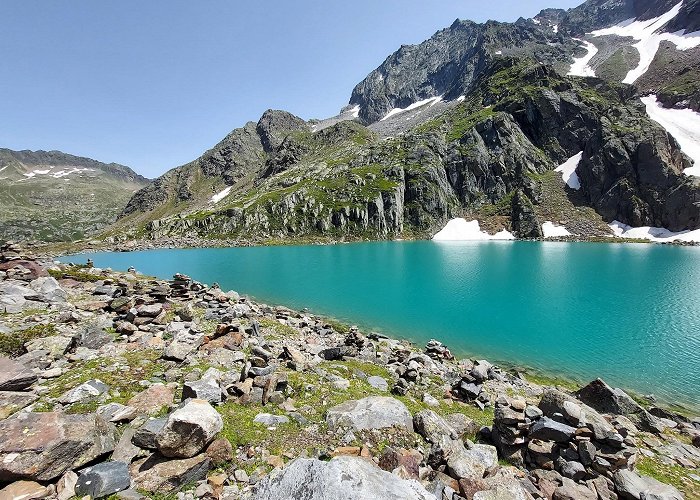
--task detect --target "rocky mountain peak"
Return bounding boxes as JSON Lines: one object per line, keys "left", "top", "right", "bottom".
{"left": 256, "top": 110, "right": 308, "bottom": 153}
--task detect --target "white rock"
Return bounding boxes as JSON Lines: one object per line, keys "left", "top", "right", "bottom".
{"left": 245, "top": 456, "right": 435, "bottom": 499}
{"left": 156, "top": 399, "right": 223, "bottom": 458}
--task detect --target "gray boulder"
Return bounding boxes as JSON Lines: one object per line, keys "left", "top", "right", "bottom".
{"left": 182, "top": 378, "right": 222, "bottom": 404}
{"left": 156, "top": 399, "right": 223, "bottom": 458}
{"left": 414, "top": 410, "right": 458, "bottom": 443}
{"left": 367, "top": 376, "right": 389, "bottom": 391}
{"left": 132, "top": 418, "right": 167, "bottom": 449}
{"left": 253, "top": 413, "right": 289, "bottom": 426}
{"left": 97, "top": 403, "right": 137, "bottom": 423}
{"left": 112, "top": 428, "right": 143, "bottom": 464}
{"left": 75, "top": 461, "right": 131, "bottom": 498}
{"left": 0, "top": 412, "right": 118, "bottom": 481}
{"left": 326, "top": 396, "right": 413, "bottom": 432}
{"left": 163, "top": 329, "right": 203, "bottom": 362}
{"left": 58, "top": 379, "right": 109, "bottom": 404}
{"left": 553, "top": 478, "right": 597, "bottom": 500}
{"left": 137, "top": 303, "right": 163, "bottom": 317}
{"left": 529, "top": 417, "right": 576, "bottom": 442}
{"left": 613, "top": 470, "right": 683, "bottom": 500}
{"left": 0, "top": 357, "right": 37, "bottom": 391}
{"left": 244, "top": 456, "right": 435, "bottom": 499}
{"left": 539, "top": 388, "right": 612, "bottom": 429}
{"left": 25, "top": 336, "right": 73, "bottom": 359}
{"left": 29, "top": 277, "right": 67, "bottom": 303}
{"left": 576, "top": 379, "right": 668, "bottom": 433}
{"left": 446, "top": 443, "right": 498, "bottom": 480}
{"left": 558, "top": 460, "right": 586, "bottom": 481}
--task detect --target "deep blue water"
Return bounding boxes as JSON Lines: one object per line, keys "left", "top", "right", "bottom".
{"left": 61, "top": 241, "right": 700, "bottom": 407}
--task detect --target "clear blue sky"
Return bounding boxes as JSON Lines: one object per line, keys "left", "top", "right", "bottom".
{"left": 0, "top": 1, "right": 582, "bottom": 178}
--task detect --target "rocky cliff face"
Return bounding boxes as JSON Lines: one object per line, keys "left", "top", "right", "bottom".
{"left": 121, "top": 110, "right": 307, "bottom": 218}
{"left": 114, "top": 57, "right": 699, "bottom": 243}
{"left": 114, "top": 0, "right": 700, "bottom": 243}
{"left": 348, "top": 20, "right": 580, "bottom": 125}
{"left": 0, "top": 149, "right": 149, "bottom": 242}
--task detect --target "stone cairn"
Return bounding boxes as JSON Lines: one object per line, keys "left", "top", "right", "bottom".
{"left": 492, "top": 390, "right": 641, "bottom": 499}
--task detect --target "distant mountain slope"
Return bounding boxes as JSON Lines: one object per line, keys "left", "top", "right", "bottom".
{"left": 0, "top": 149, "right": 149, "bottom": 242}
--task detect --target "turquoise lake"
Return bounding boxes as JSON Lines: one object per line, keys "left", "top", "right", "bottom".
{"left": 62, "top": 241, "right": 700, "bottom": 407}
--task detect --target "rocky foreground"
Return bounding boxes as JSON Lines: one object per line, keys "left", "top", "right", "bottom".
{"left": 0, "top": 241, "right": 699, "bottom": 500}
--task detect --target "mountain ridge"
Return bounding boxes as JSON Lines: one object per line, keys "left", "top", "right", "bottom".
{"left": 0, "top": 148, "right": 149, "bottom": 242}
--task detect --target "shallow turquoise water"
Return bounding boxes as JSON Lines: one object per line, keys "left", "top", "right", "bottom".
{"left": 62, "top": 241, "right": 700, "bottom": 406}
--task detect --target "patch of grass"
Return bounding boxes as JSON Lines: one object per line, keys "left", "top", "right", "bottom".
{"left": 479, "top": 191, "right": 515, "bottom": 217}
{"left": 0, "top": 324, "right": 56, "bottom": 357}
{"left": 40, "top": 349, "right": 167, "bottom": 412}
{"left": 48, "top": 268, "right": 102, "bottom": 282}
{"left": 447, "top": 107, "right": 496, "bottom": 142}
{"left": 321, "top": 317, "right": 351, "bottom": 335}
{"left": 636, "top": 456, "right": 700, "bottom": 499}
{"left": 258, "top": 317, "right": 298, "bottom": 339}
{"left": 218, "top": 401, "right": 298, "bottom": 449}
{"left": 522, "top": 370, "right": 581, "bottom": 392}
{"left": 320, "top": 359, "right": 392, "bottom": 380}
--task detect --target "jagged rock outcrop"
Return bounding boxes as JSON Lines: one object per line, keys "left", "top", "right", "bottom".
{"left": 349, "top": 19, "right": 578, "bottom": 124}
{"left": 511, "top": 190, "right": 543, "bottom": 238}
{"left": 113, "top": 0, "right": 700, "bottom": 244}
{"left": 120, "top": 109, "right": 308, "bottom": 217}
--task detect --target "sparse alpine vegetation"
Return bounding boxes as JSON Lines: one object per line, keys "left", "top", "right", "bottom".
{"left": 0, "top": 149, "right": 149, "bottom": 243}
{"left": 0, "top": 244, "right": 698, "bottom": 499}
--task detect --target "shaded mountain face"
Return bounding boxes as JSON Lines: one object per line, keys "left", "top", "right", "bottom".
{"left": 0, "top": 149, "right": 149, "bottom": 242}
{"left": 348, "top": 20, "right": 581, "bottom": 125}
{"left": 120, "top": 110, "right": 307, "bottom": 218}
{"left": 115, "top": 0, "right": 700, "bottom": 243}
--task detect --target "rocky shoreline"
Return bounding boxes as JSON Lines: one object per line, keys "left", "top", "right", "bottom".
{"left": 1, "top": 241, "right": 699, "bottom": 500}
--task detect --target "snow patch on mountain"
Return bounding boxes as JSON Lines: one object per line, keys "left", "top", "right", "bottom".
{"left": 381, "top": 96, "right": 444, "bottom": 121}
{"left": 21, "top": 167, "right": 95, "bottom": 180}
{"left": 609, "top": 220, "right": 700, "bottom": 242}
{"left": 555, "top": 152, "right": 583, "bottom": 189}
{"left": 641, "top": 95, "right": 700, "bottom": 177}
{"left": 591, "top": 2, "right": 700, "bottom": 83}
{"left": 567, "top": 39, "right": 598, "bottom": 77}
{"left": 542, "top": 222, "right": 572, "bottom": 238}
{"left": 433, "top": 219, "right": 515, "bottom": 241}
{"left": 211, "top": 186, "right": 233, "bottom": 204}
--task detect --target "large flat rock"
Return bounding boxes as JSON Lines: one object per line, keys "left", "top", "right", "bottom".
{"left": 326, "top": 396, "right": 413, "bottom": 432}
{"left": 0, "top": 391, "right": 39, "bottom": 419}
{"left": 131, "top": 454, "right": 210, "bottom": 494}
{"left": 0, "top": 412, "right": 118, "bottom": 481}
{"left": 0, "top": 357, "right": 38, "bottom": 391}
{"left": 245, "top": 456, "right": 435, "bottom": 499}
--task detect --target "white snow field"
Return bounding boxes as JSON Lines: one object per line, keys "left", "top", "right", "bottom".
{"left": 590, "top": 2, "right": 700, "bottom": 83}
{"left": 554, "top": 152, "right": 583, "bottom": 189}
{"left": 641, "top": 95, "right": 700, "bottom": 177}
{"left": 567, "top": 39, "right": 598, "bottom": 77}
{"left": 542, "top": 221, "right": 572, "bottom": 238}
{"left": 433, "top": 219, "right": 515, "bottom": 241}
{"left": 210, "top": 186, "right": 233, "bottom": 204}
{"left": 381, "top": 96, "right": 444, "bottom": 121}
{"left": 609, "top": 220, "right": 700, "bottom": 243}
